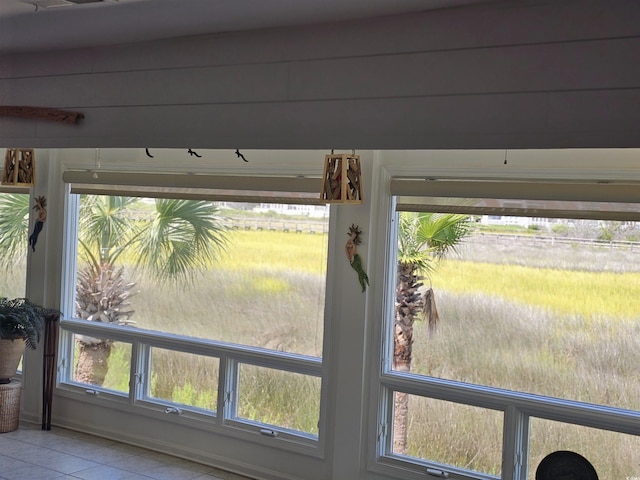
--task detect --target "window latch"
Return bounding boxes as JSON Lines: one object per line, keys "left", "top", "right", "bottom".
{"left": 426, "top": 468, "right": 450, "bottom": 478}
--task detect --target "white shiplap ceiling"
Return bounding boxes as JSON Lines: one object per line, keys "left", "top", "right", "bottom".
{"left": 0, "top": 0, "right": 494, "bottom": 55}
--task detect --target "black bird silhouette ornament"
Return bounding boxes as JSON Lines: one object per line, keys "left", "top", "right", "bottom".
{"left": 235, "top": 149, "right": 248, "bottom": 162}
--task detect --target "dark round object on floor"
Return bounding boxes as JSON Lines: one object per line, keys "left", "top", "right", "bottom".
{"left": 536, "top": 451, "right": 598, "bottom": 480}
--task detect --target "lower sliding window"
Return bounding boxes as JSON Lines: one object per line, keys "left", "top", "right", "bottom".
{"left": 236, "top": 364, "right": 321, "bottom": 436}
{"left": 392, "top": 394, "right": 504, "bottom": 475}
{"left": 148, "top": 348, "right": 219, "bottom": 413}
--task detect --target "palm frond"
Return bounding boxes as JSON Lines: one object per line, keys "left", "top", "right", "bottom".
{"left": 0, "top": 193, "right": 30, "bottom": 271}
{"left": 416, "top": 212, "right": 470, "bottom": 258}
{"left": 78, "top": 195, "right": 142, "bottom": 267}
{"left": 397, "top": 211, "right": 470, "bottom": 271}
{"left": 135, "top": 199, "right": 228, "bottom": 284}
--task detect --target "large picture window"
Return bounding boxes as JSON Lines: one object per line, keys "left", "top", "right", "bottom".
{"left": 59, "top": 172, "right": 329, "bottom": 444}
{"left": 71, "top": 195, "right": 326, "bottom": 357}
{"left": 378, "top": 179, "right": 640, "bottom": 479}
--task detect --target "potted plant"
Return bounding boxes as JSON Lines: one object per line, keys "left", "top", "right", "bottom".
{"left": 0, "top": 297, "right": 58, "bottom": 383}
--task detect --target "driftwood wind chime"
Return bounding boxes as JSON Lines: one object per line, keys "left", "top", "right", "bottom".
{"left": 321, "top": 150, "right": 363, "bottom": 204}
{"left": 2, "top": 148, "right": 35, "bottom": 186}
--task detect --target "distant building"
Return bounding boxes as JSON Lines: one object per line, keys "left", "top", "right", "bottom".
{"left": 253, "top": 203, "right": 329, "bottom": 218}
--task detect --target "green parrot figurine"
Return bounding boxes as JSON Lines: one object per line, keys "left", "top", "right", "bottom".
{"left": 346, "top": 224, "right": 370, "bottom": 292}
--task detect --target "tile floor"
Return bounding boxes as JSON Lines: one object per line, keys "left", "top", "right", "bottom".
{"left": 0, "top": 422, "right": 253, "bottom": 480}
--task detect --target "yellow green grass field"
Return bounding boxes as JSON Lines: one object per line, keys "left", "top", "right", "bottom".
{"left": 432, "top": 260, "right": 640, "bottom": 321}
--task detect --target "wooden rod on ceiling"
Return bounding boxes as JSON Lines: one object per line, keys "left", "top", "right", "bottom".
{"left": 0, "top": 106, "right": 84, "bottom": 124}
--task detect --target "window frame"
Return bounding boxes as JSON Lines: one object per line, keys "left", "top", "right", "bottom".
{"left": 372, "top": 177, "right": 640, "bottom": 480}
{"left": 58, "top": 176, "right": 330, "bottom": 456}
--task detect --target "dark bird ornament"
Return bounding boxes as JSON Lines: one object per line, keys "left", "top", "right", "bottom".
{"left": 28, "top": 195, "right": 47, "bottom": 252}
{"left": 235, "top": 149, "right": 248, "bottom": 162}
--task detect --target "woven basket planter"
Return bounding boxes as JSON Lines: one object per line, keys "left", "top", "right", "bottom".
{"left": 0, "top": 380, "right": 21, "bottom": 433}
{"left": 0, "top": 339, "right": 25, "bottom": 384}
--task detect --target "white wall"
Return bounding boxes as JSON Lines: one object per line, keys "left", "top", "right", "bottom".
{"left": 1, "top": 0, "right": 640, "bottom": 150}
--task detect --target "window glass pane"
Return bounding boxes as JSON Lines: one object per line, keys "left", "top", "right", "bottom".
{"left": 73, "top": 196, "right": 328, "bottom": 358}
{"left": 529, "top": 418, "right": 640, "bottom": 480}
{"left": 0, "top": 193, "right": 30, "bottom": 374}
{"left": 0, "top": 193, "right": 29, "bottom": 298}
{"left": 148, "top": 348, "right": 218, "bottom": 412}
{"left": 392, "top": 393, "right": 502, "bottom": 476}
{"left": 237, "top": 364, "right": 321, "bottom": 436}
{"left": 392, "top": 212, "right": 640, "bottom": 412}
{"left": 71, "top": 333, "right": 131, "bottom": 394}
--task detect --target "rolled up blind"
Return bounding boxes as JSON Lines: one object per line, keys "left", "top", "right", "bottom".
{"left": 390, "top": 178, "right": 640, "bottom": 221}
{"left": 63, "top": 170, "right": 324, "bottom": 205}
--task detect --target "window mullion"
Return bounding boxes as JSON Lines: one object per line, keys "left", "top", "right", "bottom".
{"left": 220, "top": 356, "right": 237, "bottom": 423}
{"left": 502, "top": 406, "right": 529, "bottom": 480}
{"left": 131, "top": 342, "right": 150, "bottom": 402}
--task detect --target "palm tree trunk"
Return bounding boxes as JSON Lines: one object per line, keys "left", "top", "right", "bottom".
{"left": 74, "top": 341, "right": 112, "bottom": 386}
{"left": 393, "top": 369, "right": 410, "bottom": 454}
{"left": 393, "top": 263, "right": 424, "bottom": 455}
{"left": 74, "top": 265, "right": 135, "bottom": 387}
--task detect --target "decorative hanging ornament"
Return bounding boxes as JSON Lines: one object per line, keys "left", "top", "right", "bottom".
{"left": 28, "top": 195, "right": 47, "bottom": 252}
{"left": 2, "top": 148, "right": 35, "bottom": 186}
{"left": 321, "top": 150, "right": 363, "bottom": 204}
{"left": 345, "top": 224, "right": 369, "bottom": 292}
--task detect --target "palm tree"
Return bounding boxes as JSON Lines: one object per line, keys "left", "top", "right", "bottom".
{"left": 73, "top": 195, "right": 228, "bottom": 385}
{"left": 0, "top": 193, "right": 30, "bottom": 273}
{"left": 394, "top": 211, "right": 470, "bottom": 454}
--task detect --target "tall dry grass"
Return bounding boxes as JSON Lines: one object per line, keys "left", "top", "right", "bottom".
{"left": 406, "top": 291, "right": 640, "bottom": 477}
{"left": 127, "top": 229, "right": 327, "bottom": 356}
{"left": 237, "top": 365, "right": 320, "bottom": 435}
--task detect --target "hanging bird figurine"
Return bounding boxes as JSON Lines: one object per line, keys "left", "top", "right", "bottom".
{"left": 345, "top": 224, "right": 369, "bottom": 292}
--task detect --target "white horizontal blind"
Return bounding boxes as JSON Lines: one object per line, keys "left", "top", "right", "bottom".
{"left": 63, "top": 170, "right": 324, "bottom": 205}
{"left": 391, "top": 179, "right": 640, "bottom": 221}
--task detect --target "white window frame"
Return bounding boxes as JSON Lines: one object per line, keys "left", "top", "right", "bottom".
{"left": 57, "top": 173, "right": 330, "bottom": 456}
{"left": 371, "top": 176, "right": 640, "bottom": 480}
